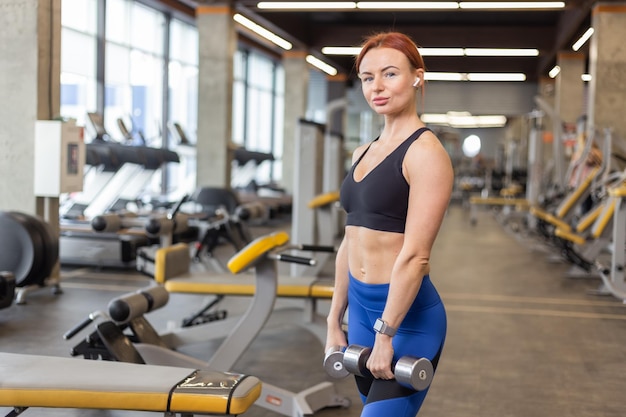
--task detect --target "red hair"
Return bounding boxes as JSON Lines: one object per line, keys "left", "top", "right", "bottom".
{"left": 355, "top": 32, "right": 425, "bottom": 73}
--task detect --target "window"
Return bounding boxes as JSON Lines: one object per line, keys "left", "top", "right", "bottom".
{"left": 232, "top": 48, "right": 284, "bottom": 184}
{"left": 104, "top": 0, "right": 165, "bottom": 145}
{"left": 60, "top": 0, "right": 97, "bottom": 126}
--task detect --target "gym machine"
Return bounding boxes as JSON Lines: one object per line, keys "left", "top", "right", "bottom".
{"left": 65, "top": 231, "right": 351, "bottom": 417}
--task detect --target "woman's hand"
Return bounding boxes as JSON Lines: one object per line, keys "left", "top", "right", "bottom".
{"left": 367, "top": 334, "right": 395, "bottom": 380}
{"left": 325, "top": 323, "right": 348, "bottom": 354}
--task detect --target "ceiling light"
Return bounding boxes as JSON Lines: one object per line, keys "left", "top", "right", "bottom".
{"left": 257, "top": 2, "right": 357, "bottom": 9}
{"left": 321, "top": 46, "right": 361, "bottom": 55}
{"left": 572, "top": 28, "right": 594, "bottom": 51}
{"left": 581, "top": 73, "right": 592, "bottom": 82}
{"left": 459, "top": 1, "right": 565, "bottom": 9}
{"left": 421, "top": 112, "right": 507, "bottom": 128}
{"left": 357, "top": 2, "right": 459, "bottom": 9}
{"left": 424, "top": 72, "right": 466, "bottom": 81}
{"left": 467, "top": 73, "right": 526, "bottom": 81}
{"left": 233, "top": 13, "right": 292, "bottom": 50}
{"left": 321, "top": 46, "right": 538, "bottom": 57}
{"left": 306, "top": 55, "right": 338, "bottom": 76}
{"left": 464, "top": 48, "right": 539, "bottom": 56}
{"left": 548, "top": 65, "right": 560, "bottom": 78}
{"left": 420, "top": 48, "right": 465, "bottom": 56}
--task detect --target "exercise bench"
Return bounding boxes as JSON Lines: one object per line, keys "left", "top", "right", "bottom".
{"left": 0, "top": 352, "right": 260, "bottom": 416}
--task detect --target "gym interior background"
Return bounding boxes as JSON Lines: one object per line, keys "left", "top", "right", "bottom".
{"left": 1, "top": 1, "right": 626, "bottom": 417}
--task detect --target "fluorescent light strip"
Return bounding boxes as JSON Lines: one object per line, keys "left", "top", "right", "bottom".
{"left": 321, "top": 46, "right": 362, "bottom": 55}
{"left": 572, "top": 28, "right": 594, "bottom": 51}
{"left": 581, "top": 74, "right": 592, "bottom": 82}
{"left": 460, "top": 1, "right": 565, "bottom": 9}
{"left": 548, "top": 65, "right": 560, "bottom": 78}
{"left": 357, "top": 2, "right": 459, "bottom": 9}
{"left": 257, "top": 2, "right": 357, "bottom": 9}
{"left": 420, "top": 48, "right": 465, "bottom": 56}
{"left": 467, "top": 73, "right": 526, "bottom": 81}
{"left": 424, "top": 72, "right": 466, "bottom": 81}
{"left": 306, "top": 55, "right": 338, "bottom": 76}
{"left": 322, "top": 46, "right": 538, "bottom": 57}
{"left": 464, "top": 48, "right": 539, "bottom": 56}
{"left": 233, "top": 13, "right": 292, "bottom": 50}
{"left": 258, "top": 1, "right": 564, "bottom": 10}
{"left": 421, "top": 113, "right": 507, "bottom": 128}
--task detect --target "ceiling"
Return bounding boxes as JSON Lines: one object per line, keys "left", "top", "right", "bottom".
{"left": 168, "top": 0, "right": 613, "bottom": 83}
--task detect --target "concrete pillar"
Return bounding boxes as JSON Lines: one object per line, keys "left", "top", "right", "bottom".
{"left": 588, "top": 3, "right": 626, "bottom": 163}
{"left": 326, "top": 74, "right": 348, "bottom": 135}
{"left": 195, "top": 4, "right": 236, "bottom": 188}
{"left": 555, "top": 52, "right": 585, "bottom": 125}
{"left": 0, "top": 0, "right": 61, "bottom": 213}
{"left": 281, "top": 50, "right": 309, "bottom": 193}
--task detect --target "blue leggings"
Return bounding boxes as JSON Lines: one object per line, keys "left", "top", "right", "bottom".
{"left": 347, "top": 273, "right": 447, "bottom": 417}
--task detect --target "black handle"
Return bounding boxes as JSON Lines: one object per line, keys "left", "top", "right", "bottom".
{"left": 63, "top": 316, "right": 95, "bottom": 340}
{"left": 276, "top": 254, "right": 316, "bottom": 266}
{"left": 299, "top": 244, "right": 335, "bottom": 253}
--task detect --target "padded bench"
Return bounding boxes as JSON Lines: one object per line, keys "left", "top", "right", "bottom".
{"left": 153, "top": 242, "right": 335, "bottom": 300}
{"left": 0, "top": 352, "right": 260, "bottom": 416}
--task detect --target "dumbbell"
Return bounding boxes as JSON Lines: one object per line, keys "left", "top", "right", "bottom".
{"left": 326, "top": 344, "right": 433, "bottom": 391}
{"left": 324, "top": 345, "right": 351, "bottom": 379}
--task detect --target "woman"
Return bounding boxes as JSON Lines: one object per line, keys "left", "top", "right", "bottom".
{"left": 325, "top": 32, "right": 454, "bottom": 417}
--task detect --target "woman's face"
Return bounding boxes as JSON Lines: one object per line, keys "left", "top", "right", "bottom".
{"left": 358, "top": 47, "right": 420, "bottom": 116}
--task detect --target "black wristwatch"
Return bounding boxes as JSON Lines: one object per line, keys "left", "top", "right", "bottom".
{"left": 373, "top": 318, "right": 397, "bottom": 337}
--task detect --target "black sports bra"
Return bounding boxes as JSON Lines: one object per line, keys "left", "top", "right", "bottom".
{"left": 339, "top": 127, "right": 431, "bottom": 233}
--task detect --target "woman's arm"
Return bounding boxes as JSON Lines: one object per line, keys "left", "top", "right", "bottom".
{"left": 367, "top": 133, "right": 454, "bottom": 379}
{"left": 325, "top": 236, "right": 349, "bottom": 351}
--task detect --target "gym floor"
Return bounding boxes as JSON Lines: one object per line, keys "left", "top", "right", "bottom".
{"left": 1, "top": 204, "right": 626, "bottom": 417}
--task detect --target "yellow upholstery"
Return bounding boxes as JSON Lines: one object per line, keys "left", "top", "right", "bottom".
{"left": 0, "top": 353, "right": 261, "bottom": 415}
{"left": 554, "top": 228, "right": 586, "bottom": 245}
{"left": 164, "top": 274, "right": 334, "bottom": 299}
{"left": 575, "top": 203, "right": 604, "bottom": 233}
{"left": 591, "top": 200, "right": 615, "bottom": 239}
{"left": 153, "top": 233, "right": 335, "bottom": 299}
{"left": 154, "top": 242, "right": 190, "bottom": 284}
{"left": 608, "top": 184, "right": 626, "bottom": 197}
{"left": 470, "top": 196, "right": 529, "bottom": 207}
{"left": 556, "top": 166, "right": 600, "bottom": 218}
{"left": 308, "top": 190, "right": 340, "bottom": 209}
{"left": 227, "top": 231, "right": 290, "bottom": 274}
{"left": 530, "top": 206, "right": 572, "bottom": 231}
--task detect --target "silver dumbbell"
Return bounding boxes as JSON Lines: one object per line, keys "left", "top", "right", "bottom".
{"left": 323, "top": 345, "right": 350, "bottom": 379}
{"left": 342, "top": 345, "right": 434, "bottom": 391}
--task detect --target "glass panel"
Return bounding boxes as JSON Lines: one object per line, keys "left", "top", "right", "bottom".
{"left": 170, "top": 19, "right": 198, "bottom": 65}
{"left": 131, "top": 3, "right": 165, "bottom": 54}
{"left": 105, "top": 0, "right": 130, "bottom": 45}
{"left": 61, "top": 0, "right": 97, "bottom": 34}
{"left": 61, "top": 28, "right": 97, "bottom": 125}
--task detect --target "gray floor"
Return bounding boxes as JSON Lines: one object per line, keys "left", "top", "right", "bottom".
{"left": 1, "top": 204, "right": 626, "bottom": 417}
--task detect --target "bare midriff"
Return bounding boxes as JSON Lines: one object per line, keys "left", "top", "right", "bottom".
{"left": 345, "top": 225, "right": 404, "bottom": 284}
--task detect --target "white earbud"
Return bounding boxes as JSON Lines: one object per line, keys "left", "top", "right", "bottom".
{"left": 412, "top": 78, "right": 420, "bottom": 87}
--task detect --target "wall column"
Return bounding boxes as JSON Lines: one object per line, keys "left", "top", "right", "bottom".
{"left": 0, "top": 0, "right": 61, "bottom": 213}
{"left": 195, "top": 4, "right": 236, "bottom": 188}
{"left": 281, "top": 50, "right": 309, "bottom": 193}
{"left": 555, "top": 52, "right": 586, "bottom": 124}
{"left": 588, "top": 3, "right": 626, "bottom": 161}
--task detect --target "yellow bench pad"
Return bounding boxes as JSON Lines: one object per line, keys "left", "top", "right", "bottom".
{"left": 529, "top": 206, "right": 571, "bottom": 232}
{"left": 469, "top": 197, "right": 529, "bottom": 207}
{"left": 164, "top": 273, "right": 334, "bottom": 299}
{"left": 0, "top": 353, "right": 260, "bottom": 415}
{"left": 308, "top": 190, "right": 340, "bottom": 209}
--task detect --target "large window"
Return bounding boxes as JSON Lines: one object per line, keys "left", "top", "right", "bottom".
{"left": 60, "top": 0, "right": 98, "bottom": 126}
{"left": 233, "top": 48, "right": 285, "bottom": 184}
{"left": 60, "top": 0, "right": 286, "bottom": 197}
{"left": 169, "top": 19, "right": 198, "bottom": 144}
{"left": 104, "top": 0, "right": 165, "bottom": 145}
